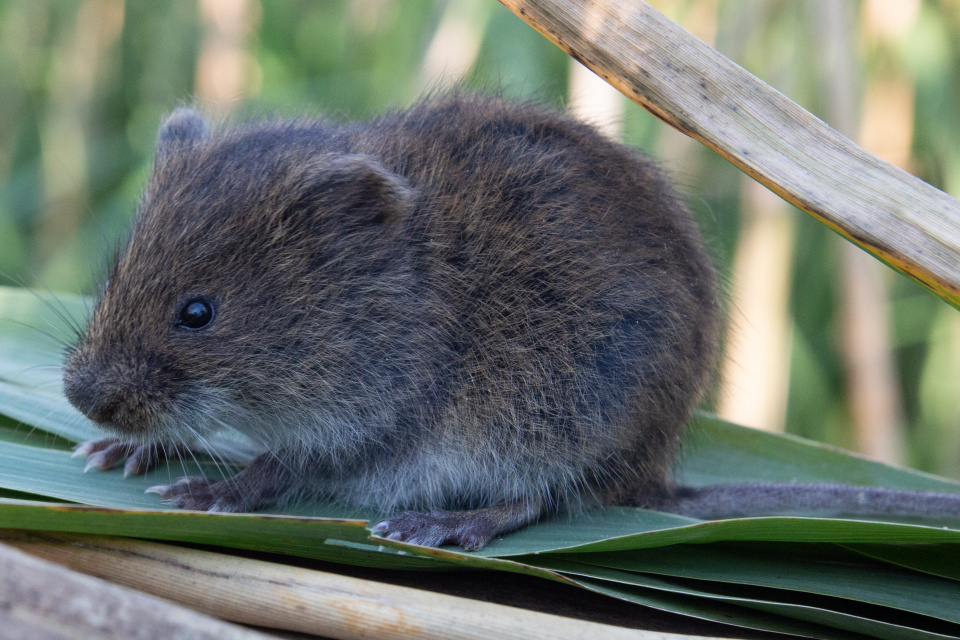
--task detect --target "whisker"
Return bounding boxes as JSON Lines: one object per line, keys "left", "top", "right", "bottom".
{"left": 0, "top": 318, "right": 74, "bottom": 351}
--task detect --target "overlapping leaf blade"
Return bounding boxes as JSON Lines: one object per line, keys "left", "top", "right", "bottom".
{"left": 557, "top": 544, "right": 960, "bottom": 623}
{"left": 526, "top": 558, "right": 958, "bottom": 640}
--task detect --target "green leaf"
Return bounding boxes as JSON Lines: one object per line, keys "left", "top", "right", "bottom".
{"left": 0, "top": 489, "right": 64, "bottom": 502}
{"left": 0, "top": 498, "right": 442, "bottom": 569}
{"left": 0, "top": 439, "right": 223, "bottom": 509}
{"left": 529, "top": 557, "right": 959, "bottom": 640}
{"left": 0, "top": 379, "right": 97, "bottom": 443}
{"left": 0, "top": 287, "right": 84, "bottom": 389}
{"left": 562, "top": 543, "right": 960, "bottom": 623}
{"left": 842, "top": 544, "right": 960, "bottom": 581}
{"left": 0, "top": 413, "right": 75, "bottom": 450}
{"left": 681, "top": 414, "right": 960, "bottom": 493}
{"left": 565, "top": 575, "right": 865, "bottom": 640}
{"left": 0, "top": 287, "right": 87, "bottom": 334}
{"left": 374, "top": 507, "right": 960, "bottom": 559}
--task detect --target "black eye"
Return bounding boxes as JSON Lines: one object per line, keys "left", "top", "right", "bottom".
{"left": 177, "top": 298, "right": 215, "bottom": 330}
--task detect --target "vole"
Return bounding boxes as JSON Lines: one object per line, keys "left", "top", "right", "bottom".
{"left": 63, "top": 96, "right": 960, "bottom": 551}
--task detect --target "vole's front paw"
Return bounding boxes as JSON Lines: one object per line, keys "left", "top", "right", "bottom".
{"left": 73, "top": 438, "right": 186, "bottom": 477}
{"left": 146, "top": 477, "right": 245, "bottom": 512}
{"left": 372, "top": 510, "right": 494, "bottom": 551}
{"left": 146, "top": 455, "right": 289, "bottom": 513}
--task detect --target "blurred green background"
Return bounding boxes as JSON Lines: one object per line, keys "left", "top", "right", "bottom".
{"left": 0, "top": 0, "right": 958, "bottom": 479}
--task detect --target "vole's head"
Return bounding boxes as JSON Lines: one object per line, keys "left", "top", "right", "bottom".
{"left": 63, "top": 109, "right": 415, "bottom": 443}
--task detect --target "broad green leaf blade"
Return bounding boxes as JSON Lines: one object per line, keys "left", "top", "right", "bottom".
{"left": 0, "top": 414, "right": 75, "bottom": 450}
{"left": 0, "top": 379, "right": 97, "bottom": 443}
{"left": 0, "top": 439, "right": 362, "bottom": 519}
{"left": 0, "top": 287, "right": 84, "bottom": 389}
{"left": 564, "top": 544, "right": 960, "bottom": 623}
{"left": 0, "top": 352, "right": 64, "bottom": 391}
{"left": 571, "top": 576, "right": 864, "bottom": 640}
{"left": 0, "top": 489, "right": 64, "bottom": 502}
{"left": 369, "top": 508, "right": 960, "bottom": 566}
{"left": 843, "top": 544, "right": 960, "bottom": 581}
{"left": 0, "top": 287, "right": 88, "bottom": 336}
{"left": 530, "top": 557, "right": 959, "bottom": 640}
{"left": 320, "top": 536, "right": 585, "bottom": 578}
{"left": 0, "top": 439, "right": 231, "bottom": 509}
{"left": 682, "top": 415, "right": 960, "bottom": 493}
{"left": 460, "top": 508, "right": 960, "bottom": 556}
{"left": 0, "top": 499, "right": 443, "bottom": 569}
{"left": 361, "top": 540, "right": 870, "bottom": 640}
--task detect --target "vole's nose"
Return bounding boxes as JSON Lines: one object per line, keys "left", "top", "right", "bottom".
{"left": 63, "top": 346, "right": 168, "bottom": 434}
{"left": 63, "top": 375, "right": 122, "bottom": 425}
{"left": 76, "top": 392, "right": 122, "bottom": 424}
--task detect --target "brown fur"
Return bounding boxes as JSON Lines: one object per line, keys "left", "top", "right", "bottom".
{"left": 63, "top": 95, "right": 721, "bottom": 549}
{"left": 65, "top": 96, "right": 960, "bottom": 550}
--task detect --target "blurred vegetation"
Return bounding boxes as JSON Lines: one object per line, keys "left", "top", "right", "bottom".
{"left": 0, "top": 0, "right": 958, "bottom": 479}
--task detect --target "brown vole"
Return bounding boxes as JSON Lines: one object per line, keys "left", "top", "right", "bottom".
{"left": 64, "top": 96, "right": 960, "bottom": 551}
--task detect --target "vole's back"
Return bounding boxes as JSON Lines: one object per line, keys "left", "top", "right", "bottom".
{"left": 334, "top": 97, "right": 721, "bottom": 511}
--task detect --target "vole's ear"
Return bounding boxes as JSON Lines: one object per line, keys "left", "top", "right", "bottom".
{"left": 157, "top": 108, "right": 210, "bottom": 155}
{"left": 298, "top": 154, "right": 415, "bottom": 229}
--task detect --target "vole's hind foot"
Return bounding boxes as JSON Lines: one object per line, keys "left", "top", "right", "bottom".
{"left": 372, "top": 500, "right": 546, "bottom": 551}
{"left": 372, "top": 510, "right": 491, "bottom": 551}
{"left": 147, "top": 477, "right": 246, "bottom": 512}
{"left": 73, "top": 438, "right": 187, "bottom": 477}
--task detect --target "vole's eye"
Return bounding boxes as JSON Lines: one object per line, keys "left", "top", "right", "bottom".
{"left": 177, "top": 298, "right": 215, "bottom": 330}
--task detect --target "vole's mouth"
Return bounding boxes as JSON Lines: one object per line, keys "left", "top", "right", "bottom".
{"left": 83, "top": 411, "right": 164, "bottom": 440}
{"left": 90, "top": 419, "right": 120, "bottom": 433}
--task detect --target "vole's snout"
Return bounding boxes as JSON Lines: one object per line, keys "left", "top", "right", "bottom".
{"left": 62, "top": 350, "right": 168, "bottom": 434}
{"left": 64, "top": 373, "right": 123, "bottom": 425}
{"left": 63, "top": 360, "right": 121, "bottom": 425}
